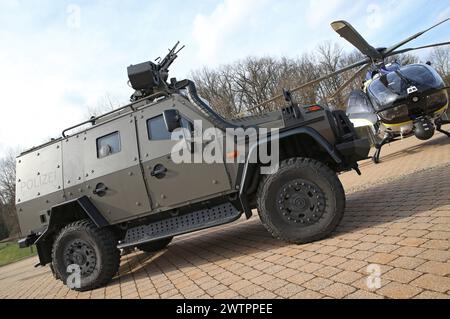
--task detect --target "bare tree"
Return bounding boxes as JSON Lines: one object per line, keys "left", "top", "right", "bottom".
{"left": 429, "top": 47, "right": 450, "bottom": 85}
{"left": 192, "top": 41, "right": 442, "bottom": 117}
{"left": 0, "top": 149, "right": 21, "bottom": 238}
{"left": 192, "top": 42, "right": 369, "bottom": 115}
{"left": 85, "top": 93, "right": 124, "bottom": 118}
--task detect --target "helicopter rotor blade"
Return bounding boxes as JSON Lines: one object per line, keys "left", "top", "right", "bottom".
{"left": 288, "top": 59, "right": 370, "bottom": 94}
{"left": 386, "top": 41, "right": 450, "bottom": 57}
{"left": 246, "top": 58, "right": 370, "bottom": 112}
{"left": 327, "top": 64, "right": 370, "bottom": 101}
{"left": 331, "top": 20, "right": 382, "bottom": 59}
{"left": 383, "top": 18, "right": 449, "bottom": 56}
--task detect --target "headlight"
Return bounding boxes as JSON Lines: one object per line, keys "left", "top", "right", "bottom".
{"left": 379, "top": 104, "right": 409, "bottom": 121}
{"left": 427, "top": 91, "right": 448, "bottom": 110}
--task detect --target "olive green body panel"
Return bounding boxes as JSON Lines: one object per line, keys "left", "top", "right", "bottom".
{"left": 16, "top": 95, "right": 238, "bottom": 235}
{"left": 60, "top": 113, "right": 152, "bottom": 225}
{"left": 135, "top": 96, "right": 232, "bottom": 210}
{"left": 16, "top": 142, "right": 65, "bottom": 235}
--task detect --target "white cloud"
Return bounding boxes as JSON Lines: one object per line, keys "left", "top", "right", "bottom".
{"left": 0, "top": 2, "right": 143, "bottom": 155}
{"left": 192, "top": 0, "right": 270, "bottom": 64}
{"left": 306, "top": 0, "right": 346, "bottom": 27}
{"left": 437, "top": 6, "right": 450, "bottom": 22}
{"left": 366, "top": 3, "right": 384, "bottom": 30}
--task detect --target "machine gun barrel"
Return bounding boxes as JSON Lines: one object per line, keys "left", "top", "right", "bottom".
{"left": 159, "top": 41, "right": 185, "bottom": 72}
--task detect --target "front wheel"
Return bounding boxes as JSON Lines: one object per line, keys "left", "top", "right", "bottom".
{"left": 52, "top": 220, "right": 121, "bottom": 291}
{"left": 257, "top": 158, "right": 345, "bottom": 244}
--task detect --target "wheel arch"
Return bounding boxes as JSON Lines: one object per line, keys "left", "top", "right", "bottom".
{"left": 238, "top": 127, "right": 343, "bottom": 218}
{"left": 34, "top": 196, "right": 109, "bottom": 266}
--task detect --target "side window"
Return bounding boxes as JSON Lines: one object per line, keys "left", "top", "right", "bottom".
{"left": 147, "top": 115, "right": 172, "bottom": 140}
{"left": 181, "top": 117, "right": 194, "bottom": 133}
{"left": 97, "top": 131, "right": 121, "bottom": 158}
{"left": 147, "top": 115, "right": 193, "bottom": 140}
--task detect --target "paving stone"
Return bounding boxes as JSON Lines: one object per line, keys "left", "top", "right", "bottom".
{"left": 377, "top": 282, "right": 423, "bottom": 299}
{"left": 303, "top": 277, "right": 333, "bottom": 292}
{"left": 338, "top": 260, "right": 368, "bottom": 272}
{"left": 274, "top": 283, "right": 305, "bottom": 298}
{"left": 383, "top": 268, "right": 423, "bottom": 284}
{"left": 331, "top": 271, "right": 363, "bottom": 285}
{"left": 321, "top": 256, "right": 348, "bottom": 267}
{"left": 420, "top": 257, "right": 449, "bottom": 274}
{"left": 414, "top": 291, "right": 450, "bottom": 299}
{"left": 346, "top": 290, "right": 384, "bottom": 299}
{"left": 287, "top": 272, "right": 315, "bottom": 285}
{"left": 313, "top": 266, "right": 342, "bottom": 279}
{"left": 320, "top": 283, "right": 356, "bottom": 298}
{"left": 411, "top": 274, "right": 450, "bottom": 293}
{"left": 2, "top": 136, "right": 450, "bottom": 300}
{"left": 367, "top": 253, "right": 399, "bottom": 265}
{"left": 293, "top": 290, "right": 325, "bottom": 299}
{"left": 389, "top": 257, "right": 427, "bottom": 270}
{"left": 417, "top": 249, "right": 450, "bottom": 262}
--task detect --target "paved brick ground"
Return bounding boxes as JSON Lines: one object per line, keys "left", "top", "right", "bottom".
{"left": 1, "top": 133, "right": 450, "bottom": 299}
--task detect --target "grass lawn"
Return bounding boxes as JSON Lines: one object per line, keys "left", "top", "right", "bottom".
{"left": 0, "top": 241, "right": 37, "bottom": 267}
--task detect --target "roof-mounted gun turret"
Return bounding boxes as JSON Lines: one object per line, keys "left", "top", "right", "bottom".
{"left": 128, "top": 42, "right": 185, "bottom": 102}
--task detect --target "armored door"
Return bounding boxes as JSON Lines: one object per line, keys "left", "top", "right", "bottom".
{"left": 135, "top": 98, "right": 232, "bottom": 211}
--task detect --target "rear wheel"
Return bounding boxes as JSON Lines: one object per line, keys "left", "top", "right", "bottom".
{"left": 257, "top": 158, "right": 345, "bottom": 244}
{"left": 52, "top": 219, "right": 120, "bottom": 291}
{"left": 137, "top": 237, "right": 173, "bottom": 253}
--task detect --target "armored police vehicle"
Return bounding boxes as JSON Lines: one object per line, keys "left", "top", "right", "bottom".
{"left": 16, "top": 43, "right": 370, "bottom": 291}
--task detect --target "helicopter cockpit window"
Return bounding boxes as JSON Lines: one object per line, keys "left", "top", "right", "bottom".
{"left": 368, "top": 64, "right": 444, "bottom": 111}
{"left": 400, "top": 64, "right": 443, "bottom": 88}
{"left": 97, "top": 131, "right": 121, "bottom": 159}
{"left": 347, "top": 90, "right": 374, "bottom": 115}
{"left": 367, "top": 75, "right": 400, "bottom": 111}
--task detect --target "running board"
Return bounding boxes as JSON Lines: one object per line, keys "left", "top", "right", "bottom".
{"left": 118, "top": 203, "right": 241, "bottom": 249}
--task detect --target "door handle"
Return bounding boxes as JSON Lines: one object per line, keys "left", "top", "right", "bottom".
{"left": 93, "top": 183, "right": 108, "bottom": 197}
{"left": 151, "top": 164, "right": 167, "bottom": 179}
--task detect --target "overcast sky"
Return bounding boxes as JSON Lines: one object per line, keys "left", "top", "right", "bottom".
{"left": 0, "top": 0, "right": 449, "bottom": 155}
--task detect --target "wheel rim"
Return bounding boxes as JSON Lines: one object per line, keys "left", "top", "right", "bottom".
{"left": 63, "top": 239, "right": 97, "bottom": 276}
{"left": 276, "top": 179, "right": 326, "bottom": 226}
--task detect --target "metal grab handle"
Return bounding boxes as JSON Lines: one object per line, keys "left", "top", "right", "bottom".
{"left": 93, "top": 184, "right": 108, "bottom": 195}
{"left": 151, "top": 166, "right": 168, "bottom": 177}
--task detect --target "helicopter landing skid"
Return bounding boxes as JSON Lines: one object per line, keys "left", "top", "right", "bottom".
{"left": 435, "top": 118, "right": 450, "bottom": 137}
{"left": 372, "top": 133, "right": 396, "bottom": 164}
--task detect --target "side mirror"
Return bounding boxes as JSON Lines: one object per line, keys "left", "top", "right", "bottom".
{"left": 163, "top": 109, "right": 181, "bottom": 133}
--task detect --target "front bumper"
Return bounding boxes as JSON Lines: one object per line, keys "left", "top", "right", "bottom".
{"left": 18, "top": 234, "right": 39, "bottom": 249}
{"left": 336, "top": 137, "right": 371, "bottom": 164}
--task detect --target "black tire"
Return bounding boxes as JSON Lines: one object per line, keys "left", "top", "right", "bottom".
{"left": 52, "top": 219, "right": 120, "bottom": 292}
{"left": 137, "top": 237, "right": 173, "bottom": 253}
{"left": 257, "top": 158, "right": 345, "bottom": 244}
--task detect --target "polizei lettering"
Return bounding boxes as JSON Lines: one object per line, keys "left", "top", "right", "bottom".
{"left": 21, "top": 171, "right": 57, "bottom": 192}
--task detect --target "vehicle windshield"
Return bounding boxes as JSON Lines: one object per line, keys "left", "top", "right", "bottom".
{"left": 367, "top": 64, "right": 444, "bottom": 111}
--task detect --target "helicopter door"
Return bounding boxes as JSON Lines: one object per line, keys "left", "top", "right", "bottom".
{"left": 346, "top": 90, "right": 378, "bottom": 128}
